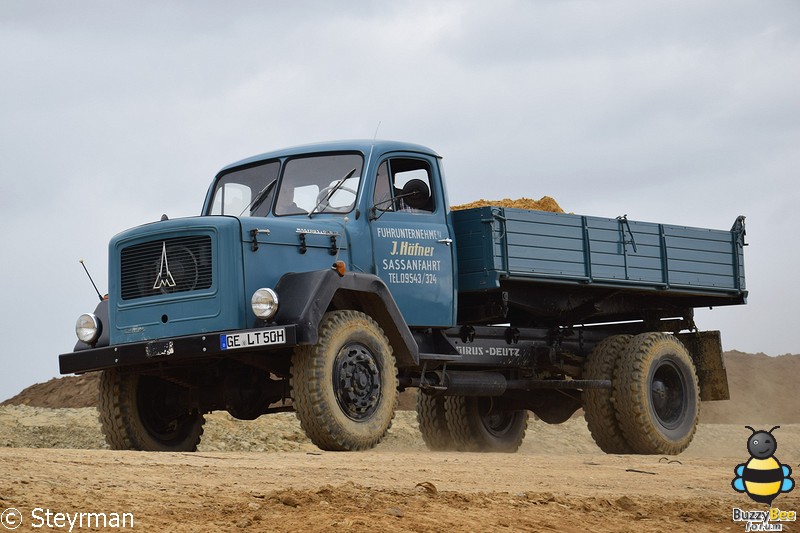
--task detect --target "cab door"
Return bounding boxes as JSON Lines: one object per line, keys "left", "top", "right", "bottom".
{"left": 369, "top": 154, "right": 455, "bottom": 327}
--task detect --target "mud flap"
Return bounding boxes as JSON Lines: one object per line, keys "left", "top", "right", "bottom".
{"left": 676, "top": 330, "right": 730, "bottom": 401}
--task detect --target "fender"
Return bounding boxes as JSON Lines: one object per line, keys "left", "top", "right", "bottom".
{"left": 273, "top": 269, "right": 419, "bottom": 367}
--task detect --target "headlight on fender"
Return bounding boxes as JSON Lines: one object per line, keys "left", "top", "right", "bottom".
{"left": 251, "top": 288, "right": 279, "bottom": 320}
{"left": 75, "top": 313, "right": 101, "bottom": 344}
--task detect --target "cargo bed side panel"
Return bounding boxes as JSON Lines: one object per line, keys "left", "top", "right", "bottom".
{"left": 453, "top": 207, "right": 746, "bottom": 305}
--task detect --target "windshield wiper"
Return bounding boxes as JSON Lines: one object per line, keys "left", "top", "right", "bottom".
{"left": 239, "top": 179, "right": 277, "bottom": 216}
{"left": 308, "top": 168, "right": 357, "bottom": 218}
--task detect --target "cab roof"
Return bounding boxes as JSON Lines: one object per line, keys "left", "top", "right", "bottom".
{"left": 219, "top": 139, "right": 441, "bottom": 174}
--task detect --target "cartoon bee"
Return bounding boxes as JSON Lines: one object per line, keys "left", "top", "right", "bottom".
{"left": 732, "top": 426, "right": 794, "bottom": 505}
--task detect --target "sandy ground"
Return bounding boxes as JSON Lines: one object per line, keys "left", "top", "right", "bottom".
{"left": 6, "top": 447, "right": 800, "bottom": 533}
{"left": 1, "top": 407, "right": 800, "bottom": 532}
{"left": 3, "top": 352, "right": 799, "bottom": 531}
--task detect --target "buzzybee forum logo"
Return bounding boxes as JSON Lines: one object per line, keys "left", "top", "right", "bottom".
{"left": 731, "top": 426, "right": 796, "bottom": 531}
{"left": 732, "top": 426, "right": 794, "bottom": 504}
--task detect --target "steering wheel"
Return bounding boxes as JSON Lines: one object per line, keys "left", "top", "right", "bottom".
{"left": 319, "top": 185, "right": 357, "bottom": 199}
{"left": 317, "top": 185, "right": 358, "bottom": 210}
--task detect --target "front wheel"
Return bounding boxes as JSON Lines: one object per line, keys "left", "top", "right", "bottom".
{"left": 445, "top": 396, "right": 527, "bottom": 452}
{"left": 613, "top": 332, "right": 699, "bottom": 455}
{"left": 290, "top": 310, "right": 398, "bottom": 451}
{"left": 98, "top": 368, "right": 205, "bottom": 451}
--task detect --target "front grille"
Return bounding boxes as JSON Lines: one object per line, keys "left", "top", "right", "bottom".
{"left": 120, "top": 235, "right": 213, "bottom": 300}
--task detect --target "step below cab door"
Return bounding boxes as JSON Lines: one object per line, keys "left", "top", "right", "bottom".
{"left": 369, "top": 154, "right": 455, "bottom": 327}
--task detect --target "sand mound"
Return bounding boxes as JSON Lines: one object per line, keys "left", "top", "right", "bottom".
{"left": 701, "top": 351, "right": 800, "bottom": 425}
{"left": 451, "top": 195, "right": 564, "bottom": 212}
{"left": 1, "top": 373, "right": 99, "bottom": 408}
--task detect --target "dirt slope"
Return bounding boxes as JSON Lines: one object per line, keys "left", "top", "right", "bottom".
{"left": 701, "top": 351, "right": 800, "bottom": 425}
{"left": 1, "top": 372, "right": 99, "bottom": 408}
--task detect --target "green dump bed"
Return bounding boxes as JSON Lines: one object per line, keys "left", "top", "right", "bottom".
{"left": 452, "top": 207, "right": 747, "bottom": 307}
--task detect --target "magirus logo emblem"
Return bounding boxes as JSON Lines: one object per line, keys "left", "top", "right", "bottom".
{"left": 153, "top": 242, "right": 177, "bottom": 290}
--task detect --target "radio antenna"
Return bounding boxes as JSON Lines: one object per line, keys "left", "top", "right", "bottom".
{"left": 79, "top": 259, "right": 104, "bottom": 301}
{"left": 373, "top": 121, "right": 381, "bottom": 141}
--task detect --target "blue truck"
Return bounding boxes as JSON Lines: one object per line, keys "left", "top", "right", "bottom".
{"left": 59, "top": 140, "right": 747, "bottom": 455}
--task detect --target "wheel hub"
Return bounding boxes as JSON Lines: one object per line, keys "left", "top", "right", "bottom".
{"left": 478, "top": 398, "right": 516, "bottom": 437}
{"left": 650, "top": 360, "right": 685, "bottom": 429}
{"left": 333, "top": 343, "right": 382, "bottom": 420}
{"left": 137, "top": 376, "right": 195, "bottom": 441}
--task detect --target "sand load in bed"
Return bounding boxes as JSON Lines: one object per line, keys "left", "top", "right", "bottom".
{"left": 451, "top": 196, "right": 564, "bottom": 212}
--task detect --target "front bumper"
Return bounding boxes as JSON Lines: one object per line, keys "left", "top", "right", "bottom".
{"left": 58, "top": 324, "right": 298, "bottom": 375}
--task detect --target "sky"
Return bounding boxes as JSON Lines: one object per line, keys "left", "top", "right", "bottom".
{"left": 1, "top": 1, "right": 798, "bottom": 401}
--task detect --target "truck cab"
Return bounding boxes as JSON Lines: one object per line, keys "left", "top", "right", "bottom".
{"left": 203, "top": 140, "right": 456, "bottom": 329}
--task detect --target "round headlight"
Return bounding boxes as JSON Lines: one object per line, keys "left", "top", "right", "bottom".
{"left": 75, "top": 313, "right": 101, "bottom": 344}
{"left": 251, "top": 288, "right": 279, "bottom": 320}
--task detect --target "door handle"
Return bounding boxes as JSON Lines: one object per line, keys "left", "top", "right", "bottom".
{"left": 437, "top": 238, "right": 453, "bottom": 246}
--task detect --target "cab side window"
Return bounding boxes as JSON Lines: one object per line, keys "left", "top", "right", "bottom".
{"left": 372, "top": 158, "right": 435, "bottom": 213}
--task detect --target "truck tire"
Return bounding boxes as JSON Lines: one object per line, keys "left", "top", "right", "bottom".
{"left": 98, "top": 368, "right": 204, "bottom": 452}
{"left": 613, "top": 332, "right": 699, "bottom": 455}
{"left": 416, "top": 392, "right": 456, "bottom": 451}
{"left": 444, "top": 396, "right": 527, "bottom": 452}
{"left": 290, "top": 310, "right": 398, "bottom": 451}
{"left": 583, "top": 334, "right": 634, "bottom": 454}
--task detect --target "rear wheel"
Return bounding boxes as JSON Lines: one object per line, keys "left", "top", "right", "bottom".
{"left": 583, "top": 335, "right": 634, "bottom": 454}
{"left": 613, "top": 333, "right": 699, "bottom": 455}
{"left": 290, "top": 310, "right": 398, "bottom": 451}
{"left": 98, "top": 368, "right": 204, "bottom": 451}
{"left": 416, "top": 393, "right": 456, "bottom": 451}
{"left": 445, "top": 396, "right": 527, "bottom": 452}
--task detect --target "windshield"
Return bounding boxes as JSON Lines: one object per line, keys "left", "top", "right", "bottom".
{"left": 208, "top": 153, "right": 363, "bottom": 217}
{"left": 274, "top": 153, "right": 363, "bottom": 216}
{"left": 209, "top": 161, "right": 280, "bottom": 217}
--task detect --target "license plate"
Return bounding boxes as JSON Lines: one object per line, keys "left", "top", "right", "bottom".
{"left": 220, "top": 327, "right": 287, "bottom": 350}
